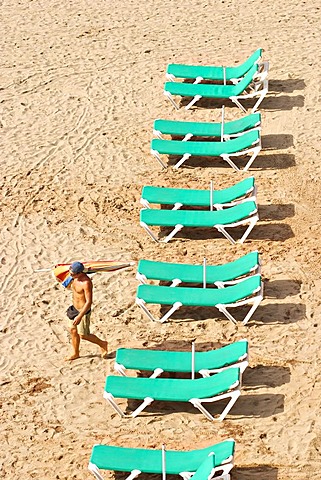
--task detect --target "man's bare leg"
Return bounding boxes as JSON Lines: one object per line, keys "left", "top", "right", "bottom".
{"left": 65, "top": 328, "right": 80, "bottom": 361}
{"left": 81, "top": 333, "right": 108, "bottom": 358}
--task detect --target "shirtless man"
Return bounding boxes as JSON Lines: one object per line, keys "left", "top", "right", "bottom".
{"left": 65, "top": 261, "right": 108, "bottom": 361}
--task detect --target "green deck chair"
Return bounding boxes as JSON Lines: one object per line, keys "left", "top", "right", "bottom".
{"left": 88, "top": 440, "right": 235, "bottom": 480}
{"left": 136, "top": 251, "right": 260, "bottom": 287}
{"left": 140, "top": 200, "right": 258, "bottom": 244}
{"left": 115, "top": 339, "right": 249, "bottom": 378}
{"left": 104, "top": 366, "right": 241, "bottom": 421}
{"left": 150, "top": 129, "right": 261, "bottom": 170}
{"left": 164, "top": 64, "right": 268, "bottom": 112}
{"left": 166, "top": 48, "right": 264, "bottom": 82}
{"left": 153, "top": 112, "right": 261, "bottom": 141}
{"left": 141, "top": 177, "right": 256, "bottom": 210}
{"left": 136, "top": 274, "right": 263, "bottom": 325}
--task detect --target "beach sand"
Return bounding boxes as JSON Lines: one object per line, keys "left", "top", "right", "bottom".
{"left": 1, "top": 0, "right": 321, "bottom": 478}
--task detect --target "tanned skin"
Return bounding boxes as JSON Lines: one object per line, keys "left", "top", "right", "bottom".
{"left": 65, "top": 271, "right": 108, "bottom": 361}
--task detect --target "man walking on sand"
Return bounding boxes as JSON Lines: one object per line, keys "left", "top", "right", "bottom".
{"left": 65, "top": 261, "right": 108, "bottom": 361}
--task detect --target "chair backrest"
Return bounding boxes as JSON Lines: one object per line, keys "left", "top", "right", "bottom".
{"left": 137, "top": 251, "right": 259, "bottom": 283}
{"left": 164, "top": 64, "right": 259, "bottom": 98}
{"left": 225, "top": 48, "right": 262, "bottom": 78}
{"left": 115, "top": 340, "right": 248, "bottom": 373}
{"left": 141, "top": 177, "right": 255, "bottom": 207}
{"left": 105, "top": 367, "right": 241, "bottom": 401}
{"left": 231, "top": 63, "right": 259, "bottom": 95}
{"left": 89, "top": 440, "right": 235, "bottom": 473}
{"left": 140, "top": 200, "right": 257, "bottom": 228}
{"left": 166, "top": 49, "right": 262, "bottom": 81}
{"left": 151, "top": 130, "right": 260, "bottom": 157}
{"left": 154, "top": 113, "right": 261, "bottom": 138}
{"left": 136, "top": 274, "right": 262, "bottom": 307}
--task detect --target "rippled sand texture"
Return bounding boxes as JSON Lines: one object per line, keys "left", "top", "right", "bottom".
{"left": 1, "top": 0, "right": 321, "bottom": 479}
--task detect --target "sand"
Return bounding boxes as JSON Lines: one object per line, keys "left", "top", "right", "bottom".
{"left": 1, "top": 0, "right": 321, "bottom": 478}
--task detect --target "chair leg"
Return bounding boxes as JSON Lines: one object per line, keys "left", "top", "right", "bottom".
{"left": 126, "top": 471, "right": 142, "bottom": 480}
{"left": 174, "top": 153, "right": 191, "bottom": 169}
{"left": 159, "top": 301, "right": 183, "bottom": 322}
{"left": 238, "top": 215, "right": 258, "bottom": 244}
{"left": 151, "top": 149, "right": 167, "bottom": 169}
{"left": 190, "top": 388, "right": 241, "bottom": 421}
{"left": 150, "top": 368, "right": 164, "bottom": 378}
{"left": 216, "top": 290, "right": 263, "bottom": 326}
{"left": 185, "top": 95, "right": 202, "bottom": 110}
{"left": 189, "top": 398, "right": 216, "bottom": 421}
{"left": 153, "top": 129, "right": 163, "bottom": 139}
{"left": 180, "top": 472, "right": 194, "bottom": 480}
{"left": 103, "top": 392, "right": 126, "bottom": 417}
{"left": 173, "top": 202, "right": 183, "bottom": 210}
{"left": 114, "top": 362, "right": 127, "bottom": 376}
{"left": 130, "top": 397, "right": 154, "bottom": 417}
{"left": 217, "top": 390, "right": 241, "bottom": 421}
{"left": 140, "top": 199, "right": 151, "bottom": 209}
{"left": 88, "top": 464, "right": 142, "bottom": 480}
{"left": 164, "top": 90, "right": 180, "bottom": 109}
{"left": 136, "top": 272, "right": 147, "bottom": 284}
{"left": 210, "top": 463, "right": 234, "bottom": 480}
{"left": 164, "top": 224, "right": 184, "bottom": 242}
{"left": 215, "top": 226, "right": 237, "bottom": 245}
{"left": 220, "top": 154, "right": 240, "bottom": 171}
{"left": 215, "top": 214, "right": 258, "bottom": 245}
{"left": 243, "top": 146, "right": 261, "bottom": 171}
{"left": 136, "top": 298, "right": 183, "bottom": 323}
{"left": 242, "top": 295, "right": 263, "bottom": 325}
{"left": 88, "top": 463, "right": 105, "bottom": 480}
{"left": 215, "top": 304, "right": 238, "bottom": 324}
{"left": 182, "top": 133, "right": 193, "bottom": 141}
{"left": 140, "top": 221, "right": 160, "bottom": 242}
{"left": 230, "top": 97, "right": 247, "bottom": 113}
{"left": 136, "top": 298, "right": 159, "bottom": 322}
{"left": 141, "top": 221, "right": 184, "bottom": 243}
{"left": 251, "top": 81, "right": 268, "bottom": 112}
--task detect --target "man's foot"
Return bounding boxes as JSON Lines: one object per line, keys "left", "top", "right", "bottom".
{"left": 64, "top": 354, "right": 80, "bottom": 361}
{"left": 100, "top": 341, "right": 108, "bottom": 359}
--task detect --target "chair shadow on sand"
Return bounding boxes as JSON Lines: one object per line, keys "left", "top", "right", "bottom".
{"left": 264, "top": 279, "right": 301, "bottom": 298}
{"left": 262, "top": 133, "right": 293, "bottom": 150}
{"left": 126, "top": 391, "right": 284, "bottom": 419}
{"left": 114, "top": 463, "right": 278, "bottom": 480}
{"left": 158, "top": 222, "right": 294, "bottom": 242}
{"left": 179, "top": 92, "right": 304, "bottom": 111}
{"left": 158, "top": 301, "right": 305, "bottom": 325}
{"left": 258, "top": 203, "right": 295, "bottom": 221}
{"left": 269, "top": 78, "right": 306, "bottom": 93}
{"left": 233, "top": 465, "right": 278, "bottom": 480}
{"left": 166, "top": 153, "right": 295, "bottom": 170}
{"left": 243, "top": 365, "right": 291, "bottom": 390}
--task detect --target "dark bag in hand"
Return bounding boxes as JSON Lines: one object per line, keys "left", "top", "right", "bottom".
{"left": 66, "top": 305, "right": 79, "bottom": 320}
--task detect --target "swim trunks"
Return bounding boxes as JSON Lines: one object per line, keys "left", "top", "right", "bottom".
{"left": 66, "top": 305, "right": 91, "bottom": 336}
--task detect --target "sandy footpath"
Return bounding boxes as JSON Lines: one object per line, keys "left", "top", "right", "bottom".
{"left": 1, "top": 0, "right": 321, "bottom": 478}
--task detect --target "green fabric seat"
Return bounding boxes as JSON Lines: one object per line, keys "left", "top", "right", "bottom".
{"left": 166, "top": 49, "right": 263, "bottom": 81}
{"left": 150, "top": 129, "right": 261, "bottom": 170}
{"left": 88, "top": 440, "right": 235, "bottom": 480}
{"left": 115, "top": 339, "right": 249, "bottom": 377}
{"left": 153, "top": 113, "right": 261, "bottom": 139}
{"left": 141, "top": 177, "right": 256, "bottom": 209}
{"left": 140, "top": 200, "right": 258, "bottom": 245}
{"left": 136, "top": 274, "right": 263, "bottom": 325}
{"left": 137, "top": 252, "right": 259, "bottom": 285}
{"left": 164, "top": 64, "right": 268, "bottom": 113}
{"left": 104, "top": 367, "right": 241, "bottom": 421}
